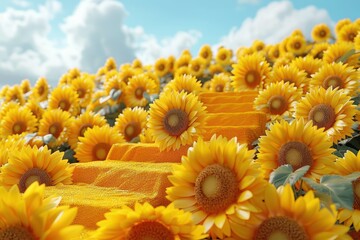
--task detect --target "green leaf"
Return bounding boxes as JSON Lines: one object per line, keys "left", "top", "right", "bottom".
{"left": 110, "top": 88, "right": 122, "bottom": 100}
{"left": 143, "top": 92, "right": 159, "bottom": 103}
{"left": 62, "top": 149, "right": 78, "bottom": 163}
{"left": 43, "top": 134, "right": 56, "bottom": 145}
{"left": 302, "top": 172, "right": 360, "bottom": 210}
{"left": 130, "top": 136, "right": 140, "bottom": 143}
{"left": 336, "top": 49, "right": 356, "bottom": 63}
{"left": 23, "top": 133, "right": 37, "bottom": 144}
{"left": 333, "top": 145, "right": 358, "bottom": 157}
{"left": 269, "top": 164, "right": 310, "bottom": 188}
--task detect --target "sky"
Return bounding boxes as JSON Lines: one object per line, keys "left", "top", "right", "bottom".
{"left": 0, "top": 0, "right": 359, "bottom": 86}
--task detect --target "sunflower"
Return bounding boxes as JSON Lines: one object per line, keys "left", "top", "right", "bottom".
{"left": 198, "top": 44, "right": 213, "bottom": 66}
{"left": 309, "top": 42, "right": 330, "bottom": 59}
{"left": 48, "top": 86, "right": 80, "bottom": 116}
{"left": 67, "top": 68, "right": 81, "bottom": 83}
{"left": 0, "top": 106, "right": 37, "bottom": 138}
{"left": 5, "top": 85, "right": 25, "bottom": 105}
{"left": 175, "top": 54, "right": 191, "bottom": 71}
{"left": 166, "top": 135, "right": 268, "bottom": 239}
{"left": 0, "top": 137, "right": 25, "bottom": 167}
{"left": 215, "top": 47, "right": 233, "bottom": 66}
{"left": 241, "top": 184, "right": 349, "bottom": 239}
{"left": 257, "top": 118, "right": 337, "bottom": 181}
{"left": 286, "top": 35, "right": 307, "bottom": 56}
{"left": 105, "top": 57, "right": 117, "bottom": 72}
{"left": 267, "top": 44, "right": 281, "bottom": 63}
{"left": 132, "top": 58, "right": 143, "bottom": 69}
{"left": 311, "top": 23, "right": 332, "bottom": 42}
{"left": 231, "top": 53, "right": 271, "bottom": 91}
{"left": 86, "top": 90, "right": 110, "bottom": 113}
{"left": 0, "top": 85, "right": 9, "bottom": 98}
{"left": 38, "top": 109, "right": 72, "bottom": 147}
{"left": 236, "top": 47, "right": 254, "bottom": 58}
{"left": 323, "top": 41, "right": 359, "bottom": 68}
{"left": 209, "top": 73, "right": 231, "bottom": 92}
{"left": 124, "top": 74, "right": 157, "bottom": 108}
{"left": 272, "top": 52, "right": 294, "bottom": 69}
{"left": 174, "top": 66, "right": 191, "bottom": 78}
{"left": 139, "top": 127, "right": 155, "bottom": 143}
{"left": 70, "top": 74, "right": 95, "bottom": 108}
{"left": 208, "top": 63, "right": 225, "bottom": 75}
{"left": 189, "top": 57, "right": 206, "bottom": 77}
{"left": 154, "top": 58, "right": 169, "bottom": 77}
{"left": 24, "top": 99, "right": 44, "bottom": 121}
{"left": 295, "top": 87, "right": 357, "bottom": 144}
{"left": 254, "top": 81, "right": 302, "bottom": 121}
{"left": 167, "top": 55, "right": 176, "bottom": 73}
{"left": 336, "top": 151, "right": 360, "bottom": 231}
{"left": 291, "top": 29, "right": 304, "bottom": 37}
{"left": 67, "top": 111, "right": 108, "bottom": 150}
{"left": 202, "top": 81, "right": 211, "bottom": 91}
{"left": 335, "top": 18, "right": 352, "bottom": 37}
{"left": 310, "top": 62, "right": 359, "bottom": 96}
{"left": 31, "top": 77, "right": 50, "bottom": 102}
{"left": 251, "top": 39, "right": 266, "bottom": 52}
{"left": 0, "top": 101, "right": 20, "bottom": 119}
{"left": 20, "top": 79, "right": 31, "bottom": 94}
{"left": 163, "top": 74, "right": 202, "bottom": 95}
{"left": 0, "top": 145, "right": 73, "bottom": 192}
{"left": 0, "top": 182, "right": 83, "bottom": 239}
{"left": 266, "top": 65, "right": 308, "bottom": 93}
{"left": 75, "top": 125, "right": 125, "bottom": 162}
{"left": 355, "top": 32, "right": 360, "bottom": 50}
{"left": 290, "top": 56, "right": 323, "bottom": 80}
{"left": 94, "top": 202, "right": 206, "bottom": 240}
{"left": 104, "top": 72, "right": 126, "bottom": 103}
{"left": 119, "top": 67, "right": 138, "bottom": 84}
{"left": 114, "top": 107, "right": 148, "bottom": 142}
{"left": 143, "top": 71, "right": 161, "bottom": 93}
{"left": 148, "top": 91, "right": 207, "bottom": 151}
{"left": 338, "top": 23, "right": 360, "bottom": 42}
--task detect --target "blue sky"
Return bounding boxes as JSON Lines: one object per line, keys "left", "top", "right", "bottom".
{"left": 0, "top": 0, "right": 359, "bottom": 86}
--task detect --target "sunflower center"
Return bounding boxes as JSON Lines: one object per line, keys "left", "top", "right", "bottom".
{"left": 195, "top": 164, "right": 239, "bottom": 214}
{"left": 268, "top": 95, "right": 287, "bottom": 115}
{"left": 124, "top": 122, "right": 141, "bottom": 141}
{"left": 38, "top": 86, "right": 44, "bottom": 95}
{"left": 202, "top": 52, "right": 209, "bottom": 59}
{"left": 319, "top": 30, "right": 326, "bottom": 37}
{"left": 245, "top": 70, "right": 261, "bottom": 88}
{"left": 19, "top": 168, "right": 52, "bottom": 193}
{"left": 215, "top": 84, "right": 224, "bottom": 92}
{"left": 322, "top": 75, "right": 342, "bottom": 89}
{"left": 12, "top": 121, "right": 26, "bottom": 134}
{"left": 278, "top": 141, "right": 313, "bottom": 171}
{"left": 314, "top": 51, "right": 324, "bottom": 59}
{"left": 220, "top": 53, "right": 227, "bottom": 60}
{"left": 77, "top": 88, "right": 86, "bottom": 98}
{"left": 58, "top": 100, "right": 70, "bottom": 111}
{"left": 163, "top": 109, "right": 189, "bottom": 136}
{"left": 92, "top": 143, "right": 111, "bottom": 160}
{"left": 255, "top": 216, "right": 307, "bottom": 240}
{"left": 308, "top": 104, "right": 336, "bottom": 130}
{"left": 49, "top": 123, "right": 62, "bottom": 138}
{"left": 273, "top": 50, "right": 280, "bottom": 58}
{"left": 126, "top": 221, "right": 174, "bottom": 240}
{"left": 135, "top": 87, "right": 145, "bottom": 100}
{"left": 158, "top": 64, "right": 165, "bottom": 71}
{"left": 352, "top": 177, "right": 360, "bottom": 210}
{"left": 348, "top": 33, "right": 356, "bottom": 41}
{"left": 193, "top": 64, "right": 200, "bottom": 72}
{"left": 0, "top": 225, "right": 35, "bottom": 240}
{"left": 294, "top": 42, "right": 301, "bottom": 50}
{"left": 79, "top": 124, "right": 92, "bottom": 137}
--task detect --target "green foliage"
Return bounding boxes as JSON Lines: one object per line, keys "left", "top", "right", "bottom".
{"left": 269, "top": 164, "right": 310, "bottom": 188}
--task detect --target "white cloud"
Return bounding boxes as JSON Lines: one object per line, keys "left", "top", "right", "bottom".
{"left": 219, "top": 0, "right": 334, "bottom": 50}
{"left": 0, "top": 0, "right": 201, "bottom": 87}
{"left": 12, "top": 0, "right": 31, "bottom": 8}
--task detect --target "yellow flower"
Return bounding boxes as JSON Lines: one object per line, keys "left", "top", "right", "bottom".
{"left": 335, "top": 18, "right": 352, "bottom": 37}
{"left": 251, "top": 39, "right": 266, "bottom": 52}
{"left": 355, "top": 32, "right": 360, "bottom": 50}
{"left": 38, "top": 109, "right": 72, "bottom": 147}
{"left": 148, "top": 91, "right": 207, "bottom": 151}
{"left": 338, "top": 23, "right": 360, "bottom": 42}
{"left": 48, "top": 86, "right": 80, "bottom": 116}
{"left": 175, "top": 54, "right": 191, "bottom": 70}
{"left": 119, "top": 66, "right": 138, "bottom": 84}
{"left": 166, "top": 135, "right": 267, "bottom": 239}
{"left": 114, "top": 107, "right": 148, "bottom": 142}
{"left": 154, "top": 58, "right": 169, "bottom": 77}
{"left": 241, "top": 184, "right": 349, "bottom": 239}
{"left": 105, "top": 57, "right": 117, "bottom": 72}
{"left": 5, "top": 85, "right": 25, "bottom": 105}
{"left": 167, "top": 55, "right": 176, "bottom": 73}
{"left": 311, "top": 23, "right": 332, "bottom": 42}
{"left": 0, "top": 101, "right": 20, "bottom": 119}
{"left": 257, "top": 119, "right": 337, "bottom": 181}
{"left": 254, "top": 81, "right": 302, "bottom": 121}
{"left": 0, "top": 138, "right": 25, "bottom": 167}
{"left": 309, "top": 42, "right": 330, "bottom": 59}
{"left": 25, "top": 98, "right": 44, "bottom": 120}
{"left": 104, "top": 72, "right": 126, "bottom": 103}
{"left": 0, "top": 106, "right": 37, "bottom": 138}
{"left": 139, "top": 127, "right": 155, "bottom": 143}
{"left": 75, "top": 125, "right": 125, "bottom": 162}
{"left": 336, "top": 151, "right": 360, "bottom": 231}
{"left": 198, "top": 44, "right": 213, "bottom": 65}
{"left": 208, "top": 63, "right": 225, "bottom": 75}
{"left": 132, "top": 58, "right": 143, "bottom": 69}
{"left": 164, "top": 74, "right": 202, "bottom": 95}
{"left": 323, "top": 41, "right": 359, "bottom": 68}
{"left": 231, "top": 53, "right": 271, "bottom": 91}
{"left": 290, "top": 56, "right": 323, "bottom": 79}
{"left": 94, "top": 202, "right": 206, "bottom": 240}
{"left": 0, "top": 145, "right": 73, "bottom": 192}
{"left": 20, "top": 79, "right": 31, "bottom": 94}
{"left": 0, "top": 182, "right": 83, "bottom": 239}
{"left": 267, "top": 44, "right": 281, "bottom": 63}
{"left": 272, "top": 52, "right": 294, "bottom": 69}
{"left": 286, "top": 35, "right": 307, "bottom": 56}
{"left": 266, "top": 65, "right": 308, "bottom": 93}
{"left": 295, "top": 87, "right": 357, "bottom": 143}
{"left": 70, "top": 74, "right": 95, "bottom": 108}
{"left": 209, "top": 73, "right": 231, "bottom": 92}
{"left": 30, "top": 77, "right": 50, "bottom": 101}
{"left": 236, "top": 47, "right": 254, "bottom": 59}
{"left": 67, "top": 111, "right": 108, "bottom": 150}
{"left": 310, "top": 62, "right": 359, "bottom": 96}
{"left": 124, "top": 74, "right": 157, "bottom": 108}
{"left": 189, "top": 57, "right": 206, "bottom": 77}
{"left": 0, "top": 85, "right": 9, "bottom": 98}
{"left": 215, "top": 47, "right": 232, "bottom": 66}
{"left": 174, "top": 66, "right": 191, "bottom": 78}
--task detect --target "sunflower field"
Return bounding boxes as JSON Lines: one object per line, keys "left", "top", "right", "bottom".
{"left": 0, "top": 19, "right": 360, "bottom": 239}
